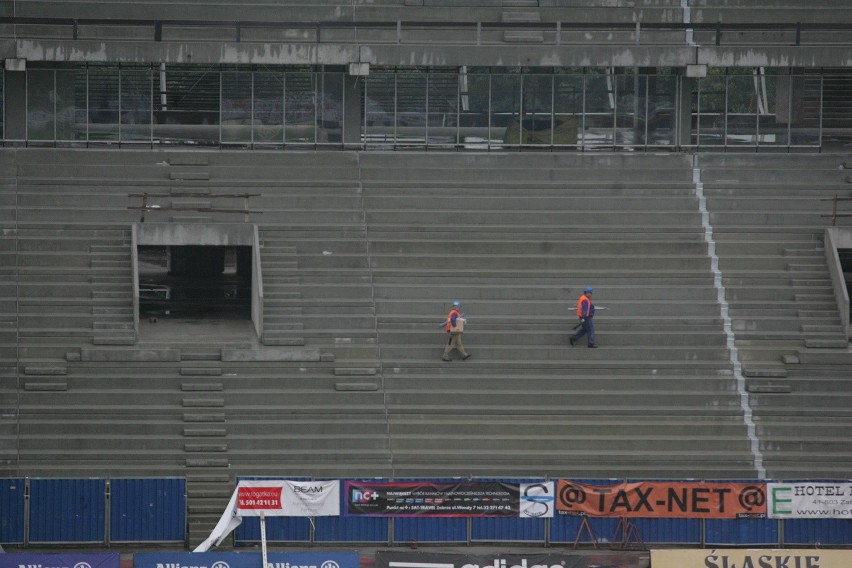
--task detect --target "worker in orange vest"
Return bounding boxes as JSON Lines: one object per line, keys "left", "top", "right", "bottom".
{"left": 442, "top": 301, "right": 471, "bottom": 361}
{"left": 569, "top": 287, "right": 598, "bottom": 348}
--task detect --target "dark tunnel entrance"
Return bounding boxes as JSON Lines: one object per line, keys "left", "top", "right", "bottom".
{"left": 138, "top": 245, "right": 252, "bottom": 320}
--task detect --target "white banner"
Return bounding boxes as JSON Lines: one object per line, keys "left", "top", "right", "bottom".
{"left": 519, "top": 482, "right": 554, "bottom": 518}
{"left": 652, "top": 549, "right": 852, "bottom": 568}
{"left": 237, "top": 479, "right": 340, "bottom": 517}
{"left": 768, "top": 482, "right": 852, "bottom": 519}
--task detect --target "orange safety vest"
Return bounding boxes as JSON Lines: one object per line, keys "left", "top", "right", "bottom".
{"left": 576, "top": 294, "right": 592, "bottom": 318}
{"left": 446, "top": 308, "right": 462, "bottom": 332}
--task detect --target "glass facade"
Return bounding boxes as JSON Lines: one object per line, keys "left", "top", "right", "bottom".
{"left": 5, "top": 64, "right": 827, "bottom": 149}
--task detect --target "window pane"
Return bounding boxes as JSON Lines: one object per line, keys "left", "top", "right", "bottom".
{"left": 254, "top": 71, "right": 284, "bottom": 144}
{"left": 426, "top": 73, "right": 457, "bottom": 146}
{"left": 365, "top": 72, "right": 395, "bottom": 147}
{"left": 89, "top": 68, "right": 120, "bottom": 142}
{"left": 491, "top": 73, "right": 521, "bottom": 146}
{"left": 153, "top": 66, "right": 219, "bottom": 145}
{"left": 27, "top": 70, "right": 56, "bottom": 141}
{"left": 647, "top": 75, "right": 677, "bottom": 147}
{"left": 554, "top": 74, "right": 582, "bottom": 147}
{"left": 517, "top": 74, "right": 553, "bottom": 146}
{"left": 458, "top": 72, "right": 489, "bottom": 148}
{"left": 616, "top": 74, "right": 643, "bottom": 146}
{"left": 285, "top": 71, "right": 316, "bottom": 143}
{"left": 55, "top": 69, "right": 85, "bottom": 142}
{"left": 396, "top": 70, "right": 426, "bottom": 145}
{"left": 584, "top": 74, "right": 615, "bottom": 147}
{"left": 121, "top": 69, "right": 152, "bottom": 142}
{"left": 222, "top": 71, "right": 252, "bottom": 144}
{"left": 726, "top": 74, "right": 758, "bottom": 145}
{"left": 318, "top": 71, "right": 344, "bottom": 144}
{"left": 790, "top": 75, "right": 820, "bottom": 146}
{"left": 696, "top": 74, "right": 725, "bottom": 146}
{"left": 757, "top": 74, "right": 785, "bottom": 146}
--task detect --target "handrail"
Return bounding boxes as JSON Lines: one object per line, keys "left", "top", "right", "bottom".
{"left": 3, "top": 16, "right": 852, "bottom": 46}
{"left": 820, "top": 194, "right": 852, "bottom": 226}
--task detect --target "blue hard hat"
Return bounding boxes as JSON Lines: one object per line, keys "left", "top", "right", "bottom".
{"left": 584, "top": 287, "right": 594, "bottom": 293}
{"left": 452, "top": 301, "right": 462, "bottom": 307}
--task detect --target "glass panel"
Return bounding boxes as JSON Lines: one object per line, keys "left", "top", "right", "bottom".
{"left": 254, "top": 71, "right": 284, "bottom": 144}
{"left": 55, "top": 69, "right": 85, "bottom": 142}
{"left": 584, "top": 74, "right": 616, "bottom": 147}
{"left": 0, "top": 74, "right": 4, "bottom": 139}
{"left": 153, "top": 66, "right": 220, "bottom": 145}
{"left": 396, "top": 70, "right": 426, "bottom": 145}
{"left": 89, "top": 68, "right": 120, "bottom": 142}
{"left": 757, "top": 74, "right": 785, "bottom": 146}
{"left": 647, "top": 75, "right": 677, "bottom": 147}
{"left": 365, "top": 72, "right": 395, "bottom": 147}
{"left": 726, "top": 74, "right": 758, "bottom": 145}
{"left": 121, "top": 69, "right": 152, "bottom": 143}
{"left": 458, "top": 72, "right": 489, "bottom": 148}
{"left": 696, "top": 73, "right": 726, "bottom": 146}
{"left": 789, "top": 74, "right": 820, "bottom": 146}
{"left": 317, "top": 71, "right": 344, "bottom": 144}
{"left": 222, "top": 71, "right": 253, "bottom": 144}
{"left": 553, "top": 74, "right": 582, "bottom": 147}
{"left": 491, "top": 73, "right": 521, "bottom": 146}
{"left": 518, "top": 74, "right": 552, "bottom": 146}
{"left": 285, "top": 71, "right": 316, "bottom": 144}
{"left": 426, "top": 72, "right": 458, "bottom": 146}
{"left": 27, "top": 70, "right": 56, "bottom": 141}
{"left": 615, "top": 73, "right": 643, "bottom": 147}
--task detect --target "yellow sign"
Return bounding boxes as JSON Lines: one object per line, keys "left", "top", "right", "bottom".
{"left": 651, "top": 549, "right": 852, "bottom": 568}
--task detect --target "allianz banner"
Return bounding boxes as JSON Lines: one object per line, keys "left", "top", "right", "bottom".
{"left": 346, "top": 481, "right": 554, "bottom": 517}
{"left": 651, "top": 549, "right": 852, "bottom": 568}
{"left": 556, "top": 480, "right": 766, "bottom": 518}
{"left": 768, "top": 482, "right": 852, "bottom": 519}
{"left": 0, "top": 554, "right": 119, "bottom": 568}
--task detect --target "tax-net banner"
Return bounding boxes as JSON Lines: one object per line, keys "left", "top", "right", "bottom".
{"left": 768, "top": 482, "right": 852, "bottom": 519}
{"left": 556, "top": 480, "right": 766, "bottom": 519}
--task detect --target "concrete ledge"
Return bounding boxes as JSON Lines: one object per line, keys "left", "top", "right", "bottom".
{"left": 743, "top": 367, "right": 788, "bottom": 378}
{"left": 182, "top": 398, "right": 225, "bottom": 407}
{"left": 782, "top": 354, "right": 800, "bottom": 364}
{"left": 81, "top": 348, "right": 180, "bottom": 362}
{"left": 24, "top": 382, "right": 67, "bottom": 391}
{"left": 181, "top": 368, "right": 223, "bottom": 376}
{"left": 183, "top": 413, "right": 225, "bottom": 422}
{"left": 65, "top": 351, "right": 81, "bottom": 362}
{"left": 335, "top": 382, "right": 379, "bottom": 391}
{"left": 184, "top": 428, "right": 227, "bottom": 437}
{"left": 186, "top": 458, "right": 229, "bottom": 467}
{"left": 169, "top": 171, "right": 209, "bottom": 181}
{"left": 804, "top": 338, "right": 849, "bottom": 349}
{"left": 24, "top": 366, "right": 67, "bottom": 375}
{"left": 747, "top": 384, "right": 792, "bottom": 394}
{"left": 334, "top": 368, "right": 378, "bottom": 376}
{"left": 185, "top": 443, "right": 228, "bottom": 452}
{"left": 221, "top": 348, "right": 321, "bottom": 362}
{"left": 181, "top": 383, "right": 223, "bottom": 392}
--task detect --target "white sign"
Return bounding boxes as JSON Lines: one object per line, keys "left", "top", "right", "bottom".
{"left": 236, "top": 480, "right": 340, "bottom": 517}
{"left": 519, "top": 482, "right": 554, "bottom": 518}
{"left": 767, "top": 482, "right": 852, "bottom": 519}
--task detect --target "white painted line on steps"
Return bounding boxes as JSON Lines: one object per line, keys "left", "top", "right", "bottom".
{"left": 693, "top": 157, "right": 766, "bottom": 479}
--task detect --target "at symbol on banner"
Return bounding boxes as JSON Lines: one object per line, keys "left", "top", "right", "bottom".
{"left": 559, "top": 483, "right": 587, "bottom": 509}
{"left": 738, "top": 486, "right": 766, "bottom": 510}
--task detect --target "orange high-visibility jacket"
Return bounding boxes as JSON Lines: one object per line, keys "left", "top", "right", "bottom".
{"left": 446, "top": 308, "right": 462, "bottom": 332}
{"left": 576, "top": 294, "right": 593, "bottom": 318}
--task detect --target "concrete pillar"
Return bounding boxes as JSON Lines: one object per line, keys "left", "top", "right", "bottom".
{"left": 343, "top": 74, "right": 362, "bottom": 146}
{"left": 4, "top": 69, "right": 27, "bottom": 141}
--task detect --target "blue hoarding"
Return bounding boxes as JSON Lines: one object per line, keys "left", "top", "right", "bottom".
{"left": 0, "top": 479, "right": 24, "bottom": 543}
{"left": 29, "top": 478, "right": 106, "bottom": 543}
{"left": 0, "top": 554, "right": 119, "bottom": 568}
{"left": 135, "top": 552, "right": 359, "bottom": 568}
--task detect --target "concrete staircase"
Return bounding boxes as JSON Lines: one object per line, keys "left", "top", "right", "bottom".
{"left": 0, "top": 151, "right": 17, "bottom": 471}
{"left": 91, "top": 234, "right": 136, "bottom": 345}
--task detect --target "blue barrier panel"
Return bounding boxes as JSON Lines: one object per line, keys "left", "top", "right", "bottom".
{"left": 29, "top": 478, "right": 106, "bottom": 543}
{"left": 110, "top": 478, "right": 186, "bottom": 542}
{"left": 704, "top": 517, "right": 779, "bottom": 546}
{"left": 0, "top": 479, "right": 25, "bottom": 543}
{"left": 550, "top": 514, "right": 620, "bottom": 546}
{"left": 0, "top": 554, "right": 118, "bottom": 568}
{"left": 394, "top": 517, "right": 467, "bottom": 543}
{"left": 630, "top": 517, "right": 701, "bottom": 545}
{"left": 135, "top": 552, "right": 359, "bottom": 568}
{"left": 315, "top": 514, "right": 389, "bottom": 543}
{"left": 783, "top": 519, "right": 852, "bottom": 545}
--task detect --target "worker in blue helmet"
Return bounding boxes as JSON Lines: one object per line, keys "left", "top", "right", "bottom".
{"left": 569, "top": 287, "right": 597, "bottom": 348}
{"left": 442, "top": 301, "right": 471, "bottom": 361}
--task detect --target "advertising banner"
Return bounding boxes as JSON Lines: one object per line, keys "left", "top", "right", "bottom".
{"left": 556, "top": 480, "right": 766, "bottom": 518}
{"left": 236, "top": 480, "right": 340, "bottom": 517}
{"left": 0, "top": 554, "right": 119, "bottom": 568}
{"left": 768, "top": 482, "right": 852, "bottom": 519}
{"left": 651, "top": 549, "right": 852, "bottom": 568}
{"left": 345, "top": 481, "right": 521, "bottom": 517}
{"left": 136, "top": 552, "right": 359, "bottom": 568}
{"left": 519, "top": 482, "right": 555, "bottom": 518}
{"left": 375, "top": 550, "right": 647, "bottom": 568}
